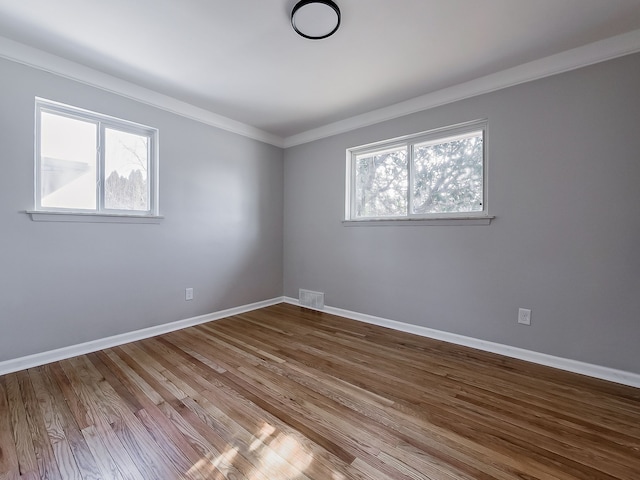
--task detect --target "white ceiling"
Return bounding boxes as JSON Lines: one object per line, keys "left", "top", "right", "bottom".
{"left": 0, "top": 0, "right": 639, "bottom": 144}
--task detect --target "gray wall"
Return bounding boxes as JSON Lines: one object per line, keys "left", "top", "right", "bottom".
{"left": 0, "top": 58, "right": 283, "bottom": 362}
{"left": 2, "top": 51, "right": 639, "bottom": 375}
{"left": 284, "top": 53, "right": 640, "bottom": 374}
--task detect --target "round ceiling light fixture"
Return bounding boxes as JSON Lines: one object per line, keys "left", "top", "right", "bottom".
{"left": 291, "top": 0, "right": 341, "bottom": 40}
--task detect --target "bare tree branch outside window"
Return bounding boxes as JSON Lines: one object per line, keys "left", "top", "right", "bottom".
{"left": 349, "top": 124, "right": 485, "bottom": 220}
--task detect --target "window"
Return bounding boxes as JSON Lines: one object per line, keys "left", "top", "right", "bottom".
{"left": 34, "top": 98, "right": 158, "bottom": 218}
{"left": 346, "top": 120, "right": 488, "bottom": 223}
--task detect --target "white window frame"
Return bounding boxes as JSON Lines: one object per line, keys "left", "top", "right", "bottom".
{"left": 30, "top": 98, "right": 160, "bottom": 223}
{"left": 345, "top": 119, "right": 492, "bottom": 226}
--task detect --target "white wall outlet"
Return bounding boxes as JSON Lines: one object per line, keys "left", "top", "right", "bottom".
{"left": 518, "top": 308, "right": 531, "bottom": 325}
{"left": 185, "top": 288, "right": 194, "bottom": 301}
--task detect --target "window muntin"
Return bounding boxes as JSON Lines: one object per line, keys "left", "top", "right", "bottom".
{"left": 35, "top": 99, "right": 158, "bottom": 216}
{"left": 347, "top": 120, "right": 487, "bottom": 220}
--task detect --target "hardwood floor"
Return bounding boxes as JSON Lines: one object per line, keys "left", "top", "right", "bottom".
{"left": 1, "top": 303, "right": 639, "bottom": 479}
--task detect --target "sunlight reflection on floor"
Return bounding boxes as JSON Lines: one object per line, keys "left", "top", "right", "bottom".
{"left": 185, "top": 421, "right": 315, "bottom": 479}
{"left": 187, "top": 445, "right": 239, "bottom": 478}
{"left": 249, "top": 425, "right": 314, "bottom": 479}
{"left": 249, "top": 423, "right": 276, "bottom": 451}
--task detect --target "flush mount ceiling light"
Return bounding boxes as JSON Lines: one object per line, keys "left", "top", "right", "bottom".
{"left": 291, "top": 0, "right": 341, "bottom": 40}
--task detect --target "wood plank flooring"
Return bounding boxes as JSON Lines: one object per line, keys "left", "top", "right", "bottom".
{"left": 1, "top": 303, "right": 639, "bottom": 479}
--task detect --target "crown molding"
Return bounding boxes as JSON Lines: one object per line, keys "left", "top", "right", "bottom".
{"left": 2, "top": 28, "right": 639, "bottom": 151}
{"left": 0, "top": 36, "right": 285, "bottom": 148}
{"left": 283, "top": 28, "right": 640, "bottom": 148}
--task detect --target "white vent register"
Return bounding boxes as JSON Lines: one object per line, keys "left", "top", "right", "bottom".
{"left": 299, "top": 289, "right": 325, "bottom": 310}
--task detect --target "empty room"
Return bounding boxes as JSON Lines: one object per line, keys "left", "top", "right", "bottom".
{"left": 1, "top": 1, "right": 640, "bottom": 479}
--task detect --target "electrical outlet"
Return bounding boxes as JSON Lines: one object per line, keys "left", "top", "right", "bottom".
{"left": 518, "top": 308, "right": 531, "bottom": 325}
{"left": 185, "top": 288, "right": 194, "bottom": 301}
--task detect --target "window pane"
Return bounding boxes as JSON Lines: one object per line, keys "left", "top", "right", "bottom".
{"left": 412, "top": 132, "right": 483, "bottom": 214}
{"left": 104, "top": 128, "right": 149, "bottom": 211}
{"left": 40, "top": 112, "right": 97, "bottom": 210}
{"left": 354, "top": 147, "right": 408, "bottom": 218}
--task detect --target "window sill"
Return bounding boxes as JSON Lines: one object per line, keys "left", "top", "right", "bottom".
{"left": 343, "top": 216, "right": 494, "bottom": 226}
{"left": 26, "top": 211, "right": 164, "bottom": 224}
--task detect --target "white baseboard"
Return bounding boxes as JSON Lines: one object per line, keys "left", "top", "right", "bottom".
{"left": 0, "top": 296, "right": 285, "bottom": 376}
{"left": 5, "top": 296, "right": 638, "bottom": 389}
{"left": 283, "top": 297, "right": 640, "bottom": 389}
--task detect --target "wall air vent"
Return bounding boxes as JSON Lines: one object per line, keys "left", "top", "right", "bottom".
{"left": 299, "top": 289, "right": 325, "bottom": 310}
